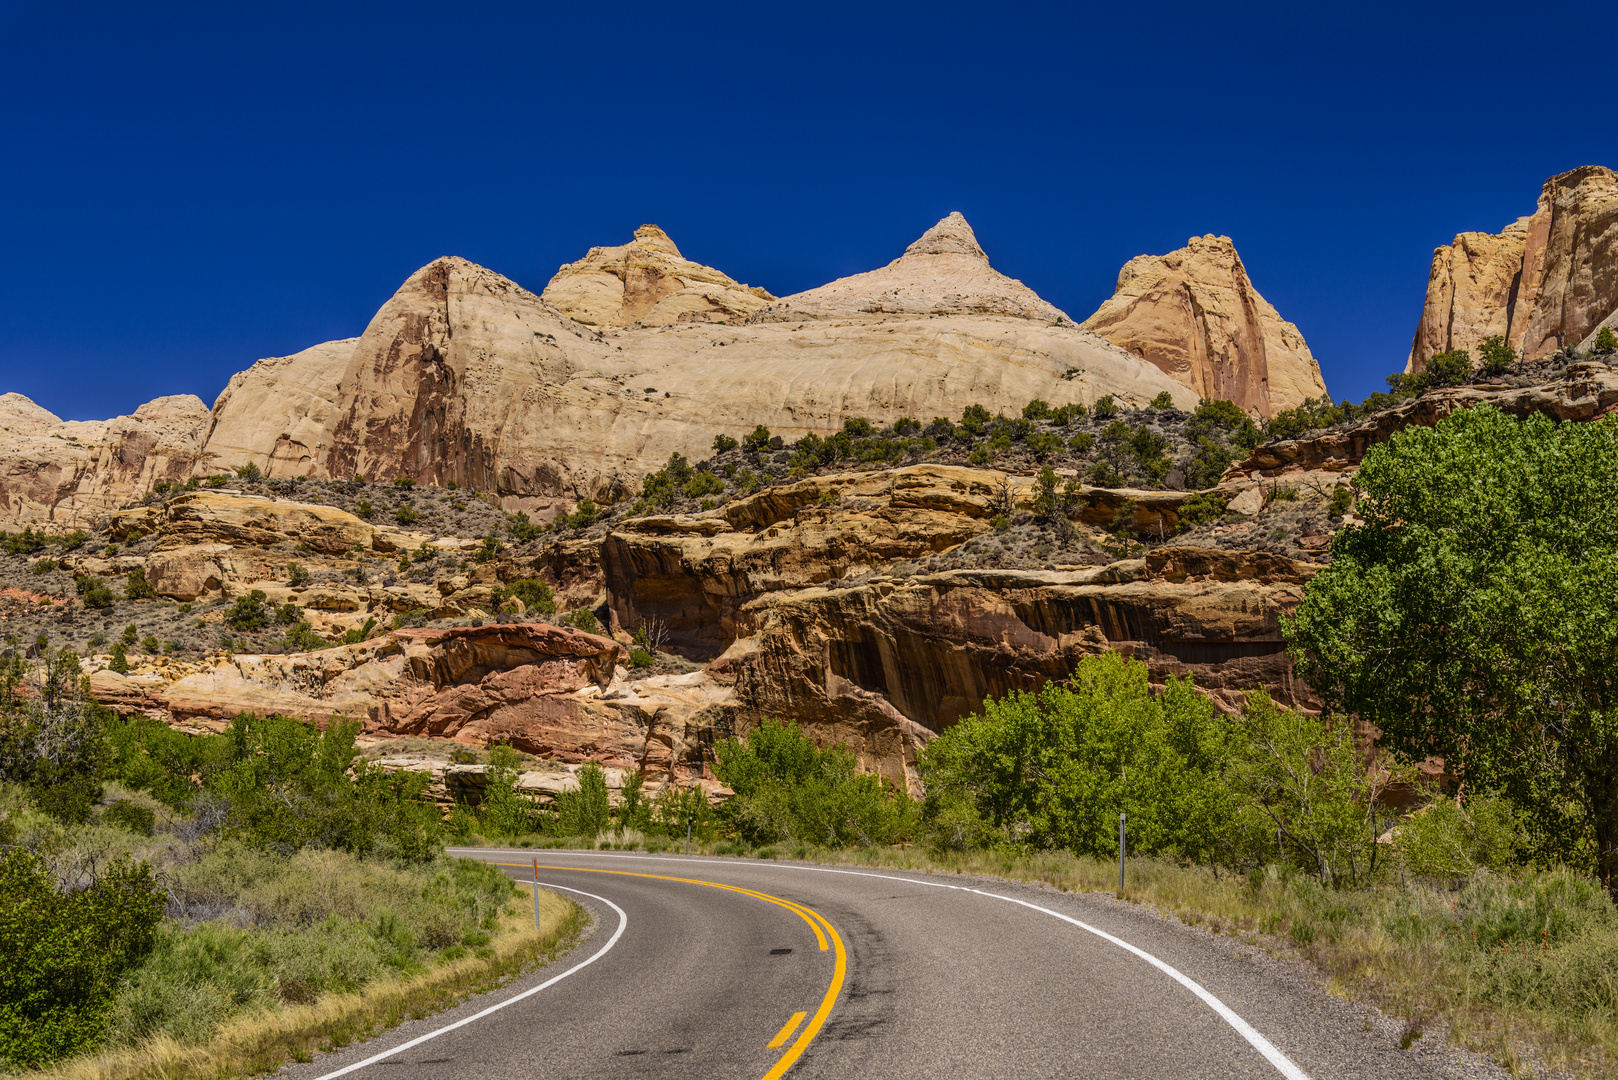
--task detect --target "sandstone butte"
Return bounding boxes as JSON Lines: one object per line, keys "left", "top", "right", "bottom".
{"left": 1, "top": 212, "right": 1310, "bottom": 530}
{"left": 1079, "top": 234, "right": 1329, "bottom": 418}
{"left": 1408, "top": 164, "right": 1618, "bottom": 371}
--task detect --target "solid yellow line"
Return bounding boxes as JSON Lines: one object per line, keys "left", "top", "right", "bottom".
{"left": 767, "top": 1011, "right": 807, "bottom": 1049}
{"left": 488, "top": 861, "right": 847, "bottom": 1079}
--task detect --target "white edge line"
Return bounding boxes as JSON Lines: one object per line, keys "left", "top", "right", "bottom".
{"left": 310, "top": 883, "right": 627, "bottom": 1080}
{"left": 454, "top": 848, "right": 1310, "bottom": 1080}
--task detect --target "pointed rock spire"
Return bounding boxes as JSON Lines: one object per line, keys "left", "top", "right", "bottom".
{"left": 902, "top": 212, "right": 987, "bottom": 261}
{"left": 542, "top": 225, "right": 774, "bottom": 328}
{"left": 773, "top": 212, "right": 1068, "bottom": 323}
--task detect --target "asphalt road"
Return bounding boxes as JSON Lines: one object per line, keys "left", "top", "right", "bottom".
{"left": 276, "top": 850, "right": 1497, "bottom": 1080}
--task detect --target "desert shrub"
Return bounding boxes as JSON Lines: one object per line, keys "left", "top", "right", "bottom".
{"left": 505, "top": 511, "right": 543, "bottom": 542}
{"left": 477, "top": 743, "right": 539, "bottom": 837}
{"left": 108, "top": 642, "right": 129, "bottom": 674}
{"left": 562, "top": 608, "right": 602, "bottom": 635}
{"left": 499, "top": 579, "right": 556, "bottom": 616}
{"left": 683, "top": 470, "right": 724, "bottom": 498}
{"left": 1176, "top": 492, "right": 1225, "bottom": 530}
{"left": 341, "top": 616, "right": 378, "bottom": 645}
{"left": 111, "top": 847, "right": 515, "bottom": 1046}
{"left": 0, "top": 850, "right": 164, "bottom": 1069}
{"left": 1396, "top": 794, "right": 1522, "bottom": 877}
{"left": 205, "top": 475, "right": 227, "bottom": 488}
{"left": 1092, "top": 394, "right": 1118, "bottom": 419}
{"left": 0, "top": 527, "right": 48, "bottom": 556}
{"left": 742, "top": 425, "right": 772, "bottom": 453}
{"left": 234, "top": 462, "right": 261, "bottom": 481}
{"left": 1478, "top": 334, "right": 1517, "bottom": 375}
{"left": 712, "top": 433, "right": 738, "bottom": 454}
{"left": 921, "top": 653, "right": 1234, "bottom": 860}
{"left": 121, "top": 624, "right": 138, "bottom": 646}
{"left": 1596, "top": 326, "right": 1618, "bottom": 354}
{"left": 1067, "top": 432, "right": 1094, "bottom": 454}
{"left": 274, "top": 602, "right": 301, "bottom": 624}
{"left": 392, "top": 476, "right": 415, "bottom": 488}
{"left": 125, "top": 566, "right": 156, "bottom": 600}
{"left": 208, "top": 714, "right": 442, "bottom": 860}
{"left": 1026, "top": 431, "right": 1064, "bottom": 459}
{"left": 0, "top": 650, "right": 110, "bottom": 823}
{"left": 31, "top": 557, "right": 57, "bottom": 575}
{"left": 1182, "top": 437, "right": 1234, "bottom": 490}
{"left": 56, "top": 530, "right": 88, "bottom": 551}
{"left": 141, "top": 635, "right": 159, "bottom": 654}
{"left": 77, "top": 575, "right": 114, "bottom": 609}
{"left": 555, "top": 761, "right": 611, "bottom": 838}
{"left": 354, "top": 499, "right": 373, "bottom": 520}
{"left": 1327, "top": 485, "right": 1352, "bottom": 517}
{"left": 225, "top": 589, "right": 271, "bottom": 631}
{"left": 628, "top": 647, "right": 654, "bottom": 669}
{"left": 393, "top": 608, "right": 431, "bottom": 629}
{"left": 1426, "top": 348, "right": 1473, "bottom": 388}
{"left": 715, "top": 719, "right": 917, "bottom": 848}
{"left": 282, "top": 622, "right": 330, "bottom": 651}
{"left": 1150, "top": 391, "right": 1176, "bottom": 410}
{"left": 285, "top": 561, "right": 310, "bottom": 586}
{"left": 394, "top": 504, "right": 418, "bottom": 525}
{"left": 1021, "top": 398, "right": 1051, "bottom": 421}
{"left": 102, "top": 799, "right": 156, "bottom": 836}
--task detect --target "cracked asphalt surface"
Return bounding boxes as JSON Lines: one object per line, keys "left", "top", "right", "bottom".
{"left": 272, "top": 850, "right": 1508, "bottom": 1080}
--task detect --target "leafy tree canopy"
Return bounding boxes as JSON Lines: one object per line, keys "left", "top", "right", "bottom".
{"left": 1286, "top": 405, "right": 1618, "bottom": 889}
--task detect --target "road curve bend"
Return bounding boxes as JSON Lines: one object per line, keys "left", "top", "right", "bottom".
{"left": 271, "top": 850, "right": 1482, "bottom": 1080}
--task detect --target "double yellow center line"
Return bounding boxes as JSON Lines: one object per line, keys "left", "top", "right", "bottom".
{"left": 495, "top": 862, "right": 846, "bottom": 1080}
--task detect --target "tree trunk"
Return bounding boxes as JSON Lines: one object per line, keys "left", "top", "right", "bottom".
{"left": 1589, "top": 770, "right": 1618, "bottom": 903}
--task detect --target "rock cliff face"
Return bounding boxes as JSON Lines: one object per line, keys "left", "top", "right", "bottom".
{"left": 191, "top": 217, "right": 1194, "bottom": 510}
{"left": 541, "top": 224, "right": 774, "bottom": 328}
{"left": 1234, "top": 360, "right": 1618, "bottom": 476}
{"left": 0, "top": 394, "right": 210, "bottom": 529}
{"left": 1409, "top": 165, "right": 1618, "bottom": 370}
{"left": 1080, "top": 235, "right": 1328, "bottom": 417}
{"left": 198, "top": 338, "right": 356, "bottom": 478}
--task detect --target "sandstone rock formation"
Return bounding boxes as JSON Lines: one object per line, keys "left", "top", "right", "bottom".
{"left": 197, "top": 218, "right": 1194, "bottom": 511}
{"left": 600, "top": 464, "right": 1227, "bottom": 659}
{"left": 1233, "top": 360, "right": 1618, "bottom": 476}
{"left": 1080, "top": 235, "right": 1328, "bottom": 418}
{"left": 541, "top": 224, "right": 775, "bottom": 328}
{"left": 720, "top": 547, "right": 1317, "bottom": 784}
{"left": 765, "top": 212, "right": 1069, "bottom": 322}
{"left": 197, "top": 338, "right": 356, "bottom": 478}
{"left": 0, "top": 394, "right": 209, "bottom": 529}
{"left": 89, "top": 621, "right": 734, "bottom": 783}
{"left": 1409, "top": 165, "right": 1618, "bottom": 370}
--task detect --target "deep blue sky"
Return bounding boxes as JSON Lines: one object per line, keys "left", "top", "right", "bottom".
{"left": 2, "top": 1, "right": 1614, "bottom": 420}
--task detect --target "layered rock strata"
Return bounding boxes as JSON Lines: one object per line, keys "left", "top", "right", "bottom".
{"left": 0, "top": 394, "right": 210, "bottom": 529}
{"left": 1235, "top": 360, "right": 1618, "bottom": 476}
{"left": 1409, "top": 165, "right": 1618, "bottom": 370}
{"left": 1080, "top": 235, "right": 1328, "bottom": 417}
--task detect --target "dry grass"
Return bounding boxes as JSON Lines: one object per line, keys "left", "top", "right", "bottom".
{"left": 23, "top": 884, "right": 584, "bottom": 1080}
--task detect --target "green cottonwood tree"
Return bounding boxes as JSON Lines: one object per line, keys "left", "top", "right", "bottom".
{"left": 1286, "top": 404, "right": 1618, "bottom": 891}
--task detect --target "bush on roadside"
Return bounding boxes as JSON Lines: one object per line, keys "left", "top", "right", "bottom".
{"left": 715, "top": 719, "right": 917, "bottom": 848}
{"left": 0, "top": 850, "right": 165, "bottom": 1069}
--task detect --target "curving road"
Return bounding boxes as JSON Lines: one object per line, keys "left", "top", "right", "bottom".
{"left": 275, "top": 850, "right": 1487, "bottom": 1080}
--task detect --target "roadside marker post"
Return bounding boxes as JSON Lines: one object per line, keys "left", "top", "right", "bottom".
{"left": 685, "top": 814, "right": 692, "bottom": 856}
{"left": 1119, "top": 809, "right": 1132, "bottom": 893}
{"left": 532, "top": 855, "right": 540, "bottom": 928}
